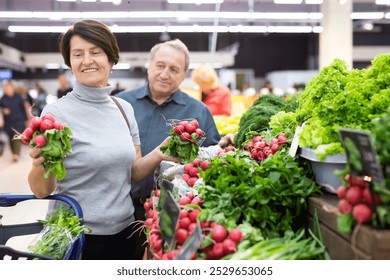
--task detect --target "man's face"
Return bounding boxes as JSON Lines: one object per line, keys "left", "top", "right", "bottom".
{"left": 147, "top": 45, "right": 187, "bottom": 98}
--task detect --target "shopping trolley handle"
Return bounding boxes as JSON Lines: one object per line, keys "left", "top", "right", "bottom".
{"left": 0, "top": 194, "right": 84, "bottom": 221}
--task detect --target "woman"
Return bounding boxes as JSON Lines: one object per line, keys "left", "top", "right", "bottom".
{"left": 27, "top": 19, "right": 176, "bottom": 260}
{"left": 0, "top": 80, "right": 28, "bottom": 162}
{"left": 191, "top": 63, "right": 232, "bottom": 116}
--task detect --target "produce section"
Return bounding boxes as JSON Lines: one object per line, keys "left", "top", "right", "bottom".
{"left": 143, "top": 53, "right": 390, "bottom": 260}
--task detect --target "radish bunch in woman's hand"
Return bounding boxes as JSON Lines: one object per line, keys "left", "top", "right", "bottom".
{"left": 16, "top": 113, "right": 72, "bottom": 180}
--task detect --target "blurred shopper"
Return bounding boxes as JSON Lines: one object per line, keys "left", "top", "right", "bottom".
{"left": 110, "top": 82, "right": 124, "bottom": 96}
{"left": 191, "top": 63, "right": 232, "bottom": 116}
{"left": 56, "top": 73, "right": 73, "bottom": 99}
{"left": 0, "top": 80, "right": 28, "bottom": 162}
{"left": 33, "top": 81, "right": 48, "bottom": 116}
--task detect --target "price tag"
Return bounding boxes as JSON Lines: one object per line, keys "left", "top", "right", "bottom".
{"left": 174, "top": 222, "right": 203, "bottom": 260}
{"left": 157, "top": 179, "right": 174, "bottom": 211}
{"left": 339, "top": 128, "right": 384, "bottom": 183}
{"left": 289, "top": 122, "right": 304, "bottom": 157}
{"left": 158, "top": 190, "right": 180, "bottom": 249}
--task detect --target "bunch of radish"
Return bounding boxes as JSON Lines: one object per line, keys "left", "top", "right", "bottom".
{"left": 243, "top": 133, "right": 287, "bottom": 162}
{"left": 337, "top": 174, "right": 381, "bottom": 224}
{"left": 200, "top": 223, "right": 243, "bottom": 260}
{"left": 16, "top": 113, "right": 72, "bottom": 180}
{"left": 216, "top": 145, "right": 236, "bottom": 157}
{"left": 160, "top": 119, "right": 205, "bottom": 164}
{"left": 182, "top": 158, "right": 210, "bottom": 187}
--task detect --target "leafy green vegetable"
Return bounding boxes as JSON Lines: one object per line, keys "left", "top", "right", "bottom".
{"left": 197, "top": 149, "right": 320, "bottom": 238}
{"left": 160, "top": 132, "right": 199, "bottom": 164}
{"left": 38, "top": 127, "right": 72, "bottom": 180}
{"left": 28, "top": 205, "right": 91, "bottom": 260}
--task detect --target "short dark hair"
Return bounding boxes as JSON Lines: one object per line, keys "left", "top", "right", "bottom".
{"left": 59, "top": 19, "right": 120, "bottom": 68}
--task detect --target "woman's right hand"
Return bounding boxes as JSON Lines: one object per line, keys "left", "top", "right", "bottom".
{"left": 29, "top": 146, "right": 45, "bottom": 167}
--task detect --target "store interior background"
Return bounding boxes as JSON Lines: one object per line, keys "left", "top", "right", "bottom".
{"left": 0, "top": 0, "right": 390, "bottom": 104}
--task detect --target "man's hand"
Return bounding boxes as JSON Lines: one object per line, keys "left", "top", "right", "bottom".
{"left": 218, "top": 132, "right": 237, "bottom": 148}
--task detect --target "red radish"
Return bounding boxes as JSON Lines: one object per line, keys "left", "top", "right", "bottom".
{"left": 179, "top": 210, "right": 189, "bottom": 219}
{"left": 186, "top": 192, "right": 195, "bottom": 200}
{"left": 350, "top": 176, "right": 367, "bottom": 189}
{"left": 40, "top": 119, "right": 54, "bottom": 131}
{"left": 53, "top": 121, "right": 64, "bottom": 130}
{"left": 188, "top": 222, "right": 197, "bottom": 234}
{"left": 185, "top": 123, "right": 197, "bottom": 134}
{"left": 338, "top": 199, "right": 352, "bottom": 214}
{"left": 201, "top": 160, "right": 210, "bottom": 171}
{"left": 336, "top": 186, "right": 347, "bottom": 199}
{"left": 181, "top": 173, "right": 190, "bottom": 182}
{"left": 225, "top": 145, "right": 235, "bottom": 152}
{"left": 183, "top": 163, "right": 193, "bottom": 174}
{"left": 178, "top": 120, "right": 188, "bottom": 127}
{"left": 270, "top": 143, "right": 280, "bottom": 154}
{"left": 175, "top": 228, "right": 189, "bottom": 245}
{"left": 28, "top": 116, "right": 42, "bottom": 131}
{"left": 147, "top": 209, "right": 154, "bottom": 219}
{"left": 222, "top": 238, "right": 237, "bottom": 255}
{"left": 191, "top": 196, "right": 203, "bottom": 206}
{"left": 352, "top": 204, "right": 372, "bottom": 224}
{"left": 41, "top": 113, "right": 56, "bottom": 123}
{"left": 187, "top": 177, "right": 198, "bottom": 187}
{"left": 180, "top": 132, "right": 191, "bottom": 141}
{"left": 253, "top": 135, "right": 262, "bottom": 142}
{"left": 196, "top": 128, "right": 204, "bottom": 138}
{"left": 22, "top": 127, "right": 34, "bottom": 139}
{"left": 228, "top": 229, "right": 243, "bottom": 243}
{"left": 189, "top": 167, "right": 199, "bottom": 178}
{"left": 345, "top": 186, "right": 363, "bottom": 206}
{"left": 179, "top": 217, "right": 191, "bottom": 229}
{"left": 188, "top": 209, "right": 200, "bottom": 223}
{"left": 362, "top": 188, "right": 373, "bottom": 204}
{"left": 154, "top": 189, "right": 161, "bottom": 197}
{"left": 173, "top": 124, "right": 185, "bottom": 135}
{"left": 144, "top": 218, "right": 154, "bottom": 228}
{"left": 33, "top": 134, "right": 47, "bottom": 147}
{"left": 212, "top": 242, "right": 224, "bottom": 259}
{"left": 190, "top": 119, "right": 199, "bottom": 129}
{"left": 211, "top": 224, "right": 227, "bottom": 243}
{"left": 192, "top": 158, "right": 201, "bottom": 167}
{"left": 144, "top": 201, "right": 150, "bottom": 211}
{"left": 179, "top": 196, "right": 191, "bottom": 205}
{"left": 277, "top": 134, "right": 287, "bottom": 144}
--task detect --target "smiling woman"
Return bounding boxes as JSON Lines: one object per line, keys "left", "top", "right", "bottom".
{"left": 25, "top": 19, "right": 178, "bottom": 260}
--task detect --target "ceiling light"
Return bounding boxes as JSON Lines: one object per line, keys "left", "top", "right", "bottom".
{"left": 350, "top": 12, "right": 384, "bottom": 20}
{"left": 305, "top": 0, "right": 323, "bottom": 4}
{"left": 375, "top": 0, "right": 390, "bottom": 4}
{"left": 274, "top": 0, "right": 303, "bottom": 4}
{"left": 362, "top": 22, "right": 374, "bottom": 31}
{"left": 167, "top": 0, "right": 224, "bottom": 4}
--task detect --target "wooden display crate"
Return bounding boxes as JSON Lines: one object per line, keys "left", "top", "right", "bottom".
{"left": 307, "top": 193, "right": 390, "bottom": 260}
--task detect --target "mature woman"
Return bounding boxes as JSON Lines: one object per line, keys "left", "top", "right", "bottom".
{"left": 27, "top": 19, "right": 175, "bottom": 260}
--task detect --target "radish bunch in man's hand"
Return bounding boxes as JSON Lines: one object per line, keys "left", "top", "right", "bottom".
{"left": 160, "top": 119, "right": 205, "bottom": 164}
{"left": 16, "top": 113, "right": 72, "bottom": 180}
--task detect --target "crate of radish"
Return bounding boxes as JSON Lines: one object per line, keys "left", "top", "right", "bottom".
{"left": 160, "top": 119, "right": 205, "bottom": 164}
{"left": 336, "top": 174, "right": 382, "bottom": 233}
{"left": 16, "top": 113, "right": 72, "bottom": 180}
{"left": 143, "top": 192, "right": 243, "bottom": 260}
{"left": 241, "top": 131, "right": 288, "bottom": 162}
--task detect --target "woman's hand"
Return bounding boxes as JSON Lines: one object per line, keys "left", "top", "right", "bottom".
{"left": 29, "top": 146, "right": 45, "bottom": 167}
{"left": 156, "top": 137, "right": 180, "bottom": 163}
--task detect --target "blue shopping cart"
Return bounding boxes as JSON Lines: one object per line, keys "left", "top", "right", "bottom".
{"left": 0, "top": 194, "right": 85, "bottom": 260}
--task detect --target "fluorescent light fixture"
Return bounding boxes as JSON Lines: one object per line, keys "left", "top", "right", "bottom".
{"left": 274, "top": 0, "right": 302, "bottom": 4}
{"left": 385, "top": 12, "right": 390, "bottom": 18}
{"left": 375, "top": 0, "right": 390, "bottom": 4}
{"left": 80, "top": 0, "right": 97, "bottom": 2}
{"left": 113, "top": 63, "right": 131, "bottom": 70}
{"left": 9, "top": 24, "right": 321, "bottom": 34}
{"left": 305, "top": 0, "right": 323, "bottom": 4}
{"left": 350, "top": 12, "right": 384, "bottom": 20}
{"left": 228, "top": 25, "right": 267, "bottom": 33}
{"left": 57, "top": 0, "right": 77, "bottom": 2}
{"left": 167, "top": 0, "right": 224, "bottom": 4}
{"left": 267, "top": 26, "right": 312, "bottom": 33}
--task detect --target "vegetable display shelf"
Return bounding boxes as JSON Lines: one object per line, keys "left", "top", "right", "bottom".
{"left": 307, "top": 194, "right": 390, "bottom": 260}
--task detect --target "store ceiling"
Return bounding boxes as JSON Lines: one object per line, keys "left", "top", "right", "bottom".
{"left": 0, "top": 0, "right": 389, "bottom": 33}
